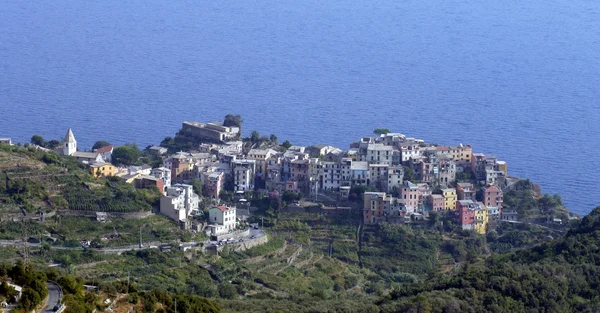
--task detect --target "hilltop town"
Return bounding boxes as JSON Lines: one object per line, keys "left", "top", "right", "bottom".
{"left": 0, "top": 115, "right": 581, "bottom": 313}
{"left": 13, "top": 115, "right": 571, "bottom": 233}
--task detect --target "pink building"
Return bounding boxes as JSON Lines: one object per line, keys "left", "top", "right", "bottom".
{"left": 484, "top": 184, "right": 503, "bottom": 212}
{"left": 205, "top": 172, "right": 224, "bottom": 199}
{"left": 457, "top": 200, "right": 477, "bottom": 230}
{"left": 456, "top": 182, "right": 476, "bottom": 201}
{"left": 290, "top": 159, "right": 310, "bottom": 193}
{"left": 428, "top": 194, "right": 444, "bottom": 211}
{"left": 400, "top": 182, "right": 421, "bottom": 212}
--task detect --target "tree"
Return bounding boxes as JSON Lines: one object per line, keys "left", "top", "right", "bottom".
{"left": 92, "top": 140, "right": 112, "bottom": 150}
{"left": 30, "top": 135, "right": 45, "bottom": 147}
{"left": 192, "top": 178, "right": 203, "bottom": 196}
{"left": 223, "top": 114, "right": 243, "bottom": 128}
{"left": 269, "top": 134, "right": 278, "bottom": 144}
{"left": 46, "top": 139, "right": 61, "bottom": 149}
{"left": 403, "top": 166, "right": 416, "bottom": 182}
{"left": 410, "top": 294, "right": 432, "bottom": 313}
{"left": 218, "top": 283, "right": 237, "bottom": 299}
{"left": 250, "top": 131, "right": 260, "bottom": 143}
{"left": 19, "top": 288, "right": 41, "bottom": 311}
{"left": 281, "top": 140, "right": 292, "bottom": 149}
{"left": 112, "top": 145, "right": 140, "bottom": 166}
{"left": 374, "top": 128, "right": 391, "bottom": 135}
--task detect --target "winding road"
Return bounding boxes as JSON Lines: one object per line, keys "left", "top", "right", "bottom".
{"left": 42, "top": 281, "right": 62, "bottom": 313}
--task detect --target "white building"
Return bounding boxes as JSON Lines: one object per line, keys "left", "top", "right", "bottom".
{"left": 72, "top": 151, "right": 103, "bottom": 164}
{"left": 159, "top": 184, "right": 200, "bottom": 222}
{"left": 150, "top": 167, "right": 171, "bottom": 192}
{"left": 57, "top": 128, "right": 77, "bottom": 156}
{"left": 94, "top": 144, "right": 114, "bottom": 162}
{"left": 208, "top": 205, "right": 237, "bottom": 235}
{"left": 247, "top": 148, "right": 278, "bottom": 177}
{"left": 233, "top": 159, "right": 256, "bottom": 192}
{"left": 362, "top": 144, "right": 394, "bottom": 166}
{"left": 385, "top": 166, "right": 404, "bottom": 193}
{"left": 321, "top": 161, "right": 342, "bottom": 190}
{"left": 0, "top": 138, "right": 12, "bottom": 145}
{"left": 128, "top": 164, "right": 152, "bottom": 176}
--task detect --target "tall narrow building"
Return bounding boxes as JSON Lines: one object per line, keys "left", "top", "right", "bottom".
{"left": 58, "top": 128, "right": 77, "bottom": 156}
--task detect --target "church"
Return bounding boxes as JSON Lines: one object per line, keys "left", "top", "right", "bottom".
{"left": 55, "top": 128, "right": 103, "bottom": 164}
{"left": 56, "top": 128, "right": 77, "bottom": 156}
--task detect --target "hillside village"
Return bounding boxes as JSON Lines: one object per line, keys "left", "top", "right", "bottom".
{"left": 0, "top": 116, "right": 585, "bottom": 313}
{"left": 2, "top": 115, "right": 566, "bottom": 239}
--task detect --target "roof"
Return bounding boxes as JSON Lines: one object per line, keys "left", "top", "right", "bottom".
{"left": 215, "top": 205, "right": 230, "bottom": 212}
{"left": 369, "top": 163, "right": 389, "bottom": 168}
{"left": 73, "top": 151, "right": 100, "bottom": 159}
{"left": 208, "top": 172, "right": 223, "bottom": 178}
{"left": 485, "top": 185, "right": 501, "bottom": 191}
{"left": 367, "top": 144, "right": 393, "bottom": 151}
{"left": 430, "top": 194, "right": 443, "bottom": 199}
{"left": 65, "top": 128, "right": 76, "bottom": 143}
{"left": 90, "top": 162, "right": 114, "bottom": 168}
{"left": 350, "top": 161, "right": 369, "bottom": 171}
{"left": 137, "top": 175, "right": 160, "bottom": 181}
{"left": 248, "top": 148, "right": 277, "bottom": 156}
{"left": 95, "top": 144, "right": 114, "bottom": 153}
{"left": 8, "top": 283, "right": 22, "bottom": 292}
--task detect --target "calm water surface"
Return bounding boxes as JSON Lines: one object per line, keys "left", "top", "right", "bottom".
{"left": 0, "top": 0, "right": 598, "bottom": 214}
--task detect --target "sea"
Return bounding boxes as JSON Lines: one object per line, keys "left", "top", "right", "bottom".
{"left": 0, "top": 0, "right": 598, "bottom": 215}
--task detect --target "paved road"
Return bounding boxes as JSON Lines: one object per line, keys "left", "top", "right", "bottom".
{"left": 0, "top": 240, "right": 157, "bottom": 253}
{"left": 0, "top": 228, "right": 268, "bottom": 252}
{"left": 41, "top": 281, "right": 62, "bottom": 313}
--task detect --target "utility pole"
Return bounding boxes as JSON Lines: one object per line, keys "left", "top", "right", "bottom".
{"left": 261, "top": 217, "right": 263, "bottom": 229}
{"left": 23, "top": 222, "right": 29, "bottom": 268}
{"left": 139, "top": 226, "right": 142, "bottom": 248}
{"left": 127, "top": 271, "right": 130, "bottom": 294}
{"left": 174, "top": 298, "right": 177, "bottom": 313}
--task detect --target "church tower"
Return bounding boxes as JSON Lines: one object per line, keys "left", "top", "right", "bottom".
{"left": 62, "top": 128, "right": 77, "bottom": 156}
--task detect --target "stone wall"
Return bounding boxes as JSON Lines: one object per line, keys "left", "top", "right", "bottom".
{"left": 206, "top": 234, "right": 269, "bottom": 254}
{"left": 55, "top": 210, "right": 153, "bottom": 219}
{"left": 212, "top": 228, "right": 250, "bottom": 241}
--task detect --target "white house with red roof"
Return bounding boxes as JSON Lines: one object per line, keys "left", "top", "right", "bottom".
{"left": 94, "top": 144, "right": 114, "bottom": 162}
{"left": 208, "top": 205, "right": 237, "bottom": 235}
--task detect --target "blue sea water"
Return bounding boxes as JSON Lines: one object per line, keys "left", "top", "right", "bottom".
{"left": 0, "top": 0, "right": 598, "bottom": 215}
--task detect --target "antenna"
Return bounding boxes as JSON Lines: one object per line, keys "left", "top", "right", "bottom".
{"left": 23, "top": 221, "right": 30, "bottom": 268}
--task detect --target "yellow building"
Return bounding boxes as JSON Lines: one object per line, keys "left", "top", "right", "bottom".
{"left": 449, "top": 145, "right": 472, "bottom": 166}
{"left": 497, "top": 161, "right": 508, "bottom": 176}
{"left": 442, "top": 188, "right": 457, "bottom": 211}
{"left": 90, "top": 162, "right": 117, "bottom": 178}
{"left": 474, "top": 204, "right": 489, "bottom": 234}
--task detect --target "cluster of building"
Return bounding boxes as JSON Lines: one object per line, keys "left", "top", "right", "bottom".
{"left": 154, "top": 127, "right": 512, "bottom": 235}
{"left": 48, "top": 128, "right": 238, "bottom": 236}
{"left": 48, "top": 123, "right": 516, "bottom": 235}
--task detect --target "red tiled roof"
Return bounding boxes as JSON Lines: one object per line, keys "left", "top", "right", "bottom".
{"left": 95, "top": 144, "right": 114, "bottom": 153}
{"left": 216, "top": 205, "right": 229, "bottom": 212}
